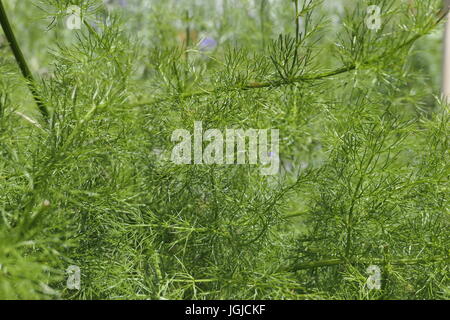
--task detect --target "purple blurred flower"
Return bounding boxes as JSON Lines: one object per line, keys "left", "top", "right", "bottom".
{"left": 199, "top": 37, "right": 217, "bottom": 51}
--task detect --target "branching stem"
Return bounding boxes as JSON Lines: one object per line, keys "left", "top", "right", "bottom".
{"left": 292, "top": 257, "right": 449, "bottom": 270}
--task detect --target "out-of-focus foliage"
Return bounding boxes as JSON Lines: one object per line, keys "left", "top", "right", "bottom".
{"left": 0, "top": 0, "right": 448, "bottom": 299}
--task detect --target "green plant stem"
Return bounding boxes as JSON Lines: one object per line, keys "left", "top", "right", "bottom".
{"left": 292, "top": 257, "right": 450, "bottom": 271}
{"left": 0, "top": 0, "right": 48, "bottom": 120}
{"left": 294, "top": 0, "right": 300, "bottom": 42}
{"left": 131, "top": 65, "right": 355, "bottom": 107}
{"left": 185, "top": 9, "right": 190, "bottom": 63}
{"left": 260, "top": 0, "right": 266, "bottom": 49}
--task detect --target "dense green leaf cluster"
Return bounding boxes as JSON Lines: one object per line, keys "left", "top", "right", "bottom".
{"left": 0, "top": 0, "right": 448, "bottom": 299}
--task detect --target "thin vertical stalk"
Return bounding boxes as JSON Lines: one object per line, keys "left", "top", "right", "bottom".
{"left": 260, "top": 0, "right": 266, "bottom": 49}
{"left": 0, "top": 0, "right": 48, "bottom": 120}
{"left": 184, "top": 9, "right": 191, "bottom": 82}
{"left": 185, "top": 9, "right": 190, "bottom": 62}
{"left": 294, "top": 0, "right": 300, "bottom": 42}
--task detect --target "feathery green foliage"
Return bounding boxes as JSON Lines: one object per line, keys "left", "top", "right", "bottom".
{"left": 0, "top": 0, "right": 448, "bottom": 299}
